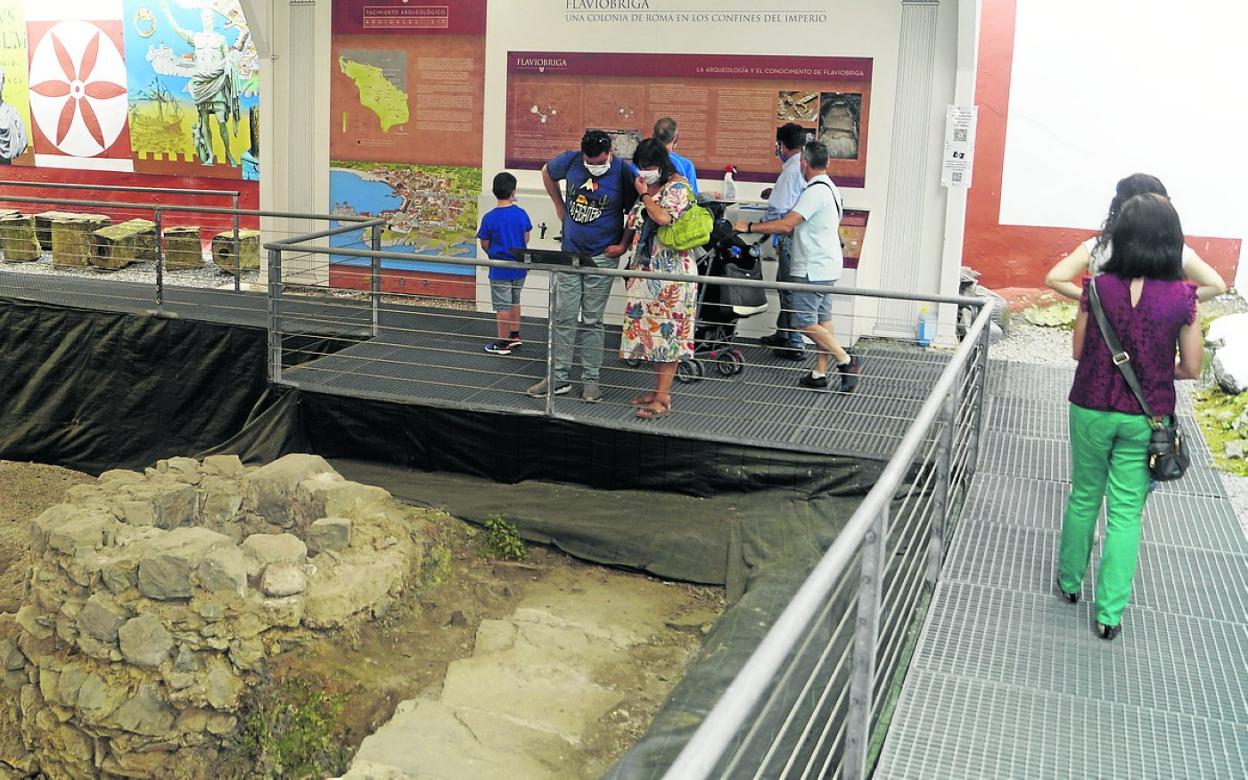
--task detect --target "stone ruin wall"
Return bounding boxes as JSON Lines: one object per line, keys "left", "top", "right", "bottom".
{"left": 0, "top": 454, "right": 424, "bottom": 779}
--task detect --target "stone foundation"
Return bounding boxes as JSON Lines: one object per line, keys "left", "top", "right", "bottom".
{"left": 91, "top": 220, "right": 157, "bottom": 271}
{"left": 162, "top": 227, "right": 204, "bottom": 271}
{"left": 0, "top": 213, "right": 41, "bottom": 263}
{"left": 210, "top": 230, "right": 261, "bottom": 275}
{"left": 0, "top": 454, "right": 423, "bottom": 780}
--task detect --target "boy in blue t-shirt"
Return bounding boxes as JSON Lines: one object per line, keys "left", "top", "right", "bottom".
{"left": 476, "top": 172, "right": 532, "bottom": 355}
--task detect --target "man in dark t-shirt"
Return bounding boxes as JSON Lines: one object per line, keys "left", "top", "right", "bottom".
{"left": 528, "top": 129, "right": 636, "bottom": 402}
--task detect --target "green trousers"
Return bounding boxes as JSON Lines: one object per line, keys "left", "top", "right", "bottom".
{"left": 1058, "top": 404, "right": 1153, "bottom": 627}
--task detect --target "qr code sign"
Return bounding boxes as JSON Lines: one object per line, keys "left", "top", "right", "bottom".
{"left": 951, "top": 172, "right": 963, "bottom": 183}
{"left": 953, "top": 128, "right": 968, "bottom": 142}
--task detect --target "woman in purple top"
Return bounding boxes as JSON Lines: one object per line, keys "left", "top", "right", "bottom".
{"left": 1057, "top": 193, "right": 1202, "bottom": 641}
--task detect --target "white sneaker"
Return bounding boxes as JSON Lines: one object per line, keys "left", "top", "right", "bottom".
{"left": 527, "top": 379, "right": 571, "bottom": 397}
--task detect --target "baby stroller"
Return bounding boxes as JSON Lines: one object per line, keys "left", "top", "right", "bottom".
{"left": 676, "top": 200, "right": 767, "bottom": 382}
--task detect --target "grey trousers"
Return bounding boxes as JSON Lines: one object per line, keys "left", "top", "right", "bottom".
{"left": 551, "top": 253, "right": 615, "bottom": 383}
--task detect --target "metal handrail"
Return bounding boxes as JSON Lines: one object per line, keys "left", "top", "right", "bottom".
{"left": 662, "top": 300, "right": 994, "bottom": 780}
{"left": 0, "top": 180, "right": 240, "bottom": 197}
{"left": 270, "top": 242, "right": 985, "bottom": 308}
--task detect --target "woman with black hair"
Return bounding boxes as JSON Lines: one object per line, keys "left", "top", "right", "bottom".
{"left": 1045, "top": 173, "right": 1227, "bottom": 301}
{"left": 1057, "top": 193, "right": 1202, "bottom": 641}
{"left": 619, "top": 138, "right": 697, "bottom": 420}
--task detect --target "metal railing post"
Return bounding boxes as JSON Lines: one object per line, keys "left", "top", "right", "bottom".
{"left": 844, "top": 503, "right": 888, "bottom": 780}
{"left": 153, "top": 208, "right": 164, "bottom": 314}
{"left": 232, "top": 194, "right": 242, "bottom": 292}
{"left": 927, "top": 387, "right": 958, "bottom": 585}
{"left": 966, "top": 303, "right": 993, "bottom": 474}
{"left": 544, "top": 271, "right": 558, "bottom": 417}
{"left": 268, "top": 247, "right": 282, "bottom": 383}
{"left": 370, "top": 222, "right": 382, "bottom": 338}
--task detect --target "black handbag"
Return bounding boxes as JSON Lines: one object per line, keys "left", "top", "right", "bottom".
{"left": 1086, "top": 278, "right": 1190, "bottom": 481}
{"left": 722, "top": 259, "right": 767, "bottom": 314}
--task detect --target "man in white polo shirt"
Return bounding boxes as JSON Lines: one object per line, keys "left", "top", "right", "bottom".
{"left": 734, "top": 140, "right": 862, "bottom": 391}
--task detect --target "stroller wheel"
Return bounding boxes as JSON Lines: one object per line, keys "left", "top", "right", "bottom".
{"left": 676, "top": 358, "right": 704, "bottom": 383}
{"left": 624, "top": 357, "right": 642, "bottom": 368}
{"left": 718, "top": 350, "right": 744, "bottom": 376}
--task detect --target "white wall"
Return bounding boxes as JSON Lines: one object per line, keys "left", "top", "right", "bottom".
{"left": 999, "top": 0, "right": 1247, "bottom": 288}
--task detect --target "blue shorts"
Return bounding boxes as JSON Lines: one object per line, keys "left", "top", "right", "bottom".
{"left": 787, "top": 275, "right": 836, "bottom": 327}
{"left": 489, "top": 278, "right": 524, "bottom": 311}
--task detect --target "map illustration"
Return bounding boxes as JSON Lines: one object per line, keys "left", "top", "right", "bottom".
{"left": 329, "top": 161, "right": 478, "bottom": 276}
{"left": 338, "top": 49, "right": 408, "bottom": 133}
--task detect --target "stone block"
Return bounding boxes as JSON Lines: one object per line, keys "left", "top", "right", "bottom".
{"left": 303, "top": 553, "right": 402, "bottom": 629}
{"left": 202, "top": 658, "right": 245, "bottom": 710}
{"left": 0, "top": 212, "right": 41, "bottom": 262}
{"left": 90, "top": 218, "right": 156, "bottom": 270}
{"left": 101, "top": 556, "right": 140, "bottom": 595}
{"left": 99, "top": 469, "right": 145, "bottom": 484}
{"left": 16, "top": 606, "right": 54, "bottom": 640}
{"left": 242, "top": 454, "right": 335, "bottom": 527}
{"left": 1213, "top": 343, "right": 1248, "bottom": 395}
{"left": 76, "top": 594, "right": 129, "bottom": 644}
{"left": 260, "top": 563, "right": 307, "bottom": 597}
{"left": 75, "top": 673, "right": 127, "bottom": 723}
{"left": 138, "top": 527, "right": 234, "bottom": 601}
{"left": 163, "top": 226, "right": 203, "bottom": 270}
{"left": 198, "top": 546, "right": 247, "bottom": 596}
{"left": 31, "top": 504, "right": 81, "bottom": 552}
{"left": 118, "top": 614, "right": 174, "bottom": 668}
{"left": 50, "top": 213, "right": 111, "bottom": 267}
{"left": 199, "top": 477, "right": 244, "bottom": 527}
{"left": 308, "top": 517, "right": 352, "bottom": 553}
{"left": 201, "top": 454, "right": 245, "bottom": 478}
{"left": 33, "top": 210, "right": 78, "bottom": 250}
{"left": 0, "top": 637, "right": 25, "bottom": 671}
{"left": 111, "top": 682, "right": 176, "bottom": 737}
{"left": 300, "top": 478, "right": 390, "bottom": 524}
{"left": 211, "top": 228, "right": 261, "bottom": 274}
{"left": 46, "top": 512, "right": 116, "bottom": 556}
{"left": 240, "top": 533, "right": 307, "bottom": 579}
{"left": 57, "top": 664, "right": 87, "bottom": 708}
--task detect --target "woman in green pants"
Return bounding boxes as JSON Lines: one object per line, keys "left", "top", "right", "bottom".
{"left": 1057, "top": 193, "right": 1202, "bottom": 641}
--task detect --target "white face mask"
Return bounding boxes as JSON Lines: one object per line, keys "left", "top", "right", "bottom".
{"left": 584, "top": 159, "right": 611, "bottom": 177}
{"left": 638, "top": 169, "right": 661, "bottom": 185}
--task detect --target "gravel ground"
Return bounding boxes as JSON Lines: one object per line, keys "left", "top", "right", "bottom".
{"left": 990, "top": 292, "right": 1248, "bottom": 538}
{"left": 0, "top": 250, "right": 258, "bottom": 290}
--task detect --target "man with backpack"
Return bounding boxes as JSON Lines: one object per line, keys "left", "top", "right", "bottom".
{"left": 529, "top": 129, "right": 637, "bottom": 402}
{"left": 735, "top": 141, "right": 862, "bottom": 392}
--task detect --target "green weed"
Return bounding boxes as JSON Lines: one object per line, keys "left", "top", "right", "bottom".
{"left": 477, "top": 516, "right": 527, "bottom": 562}
{"left": 229, "top": 678, "right": 347, "bottom": 779}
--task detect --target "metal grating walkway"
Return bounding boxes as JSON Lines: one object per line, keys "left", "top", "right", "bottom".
{"left": 280, "top": 309, "right": 950, "bottom": 459}
{"left": 877, "top": 361, "right": 1248, "bottom": 779}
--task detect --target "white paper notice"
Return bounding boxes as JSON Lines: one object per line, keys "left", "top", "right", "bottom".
{"left": 941, "top": 105, "right": 977, "bottom": 189}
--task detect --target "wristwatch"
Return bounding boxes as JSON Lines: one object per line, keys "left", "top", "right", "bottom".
{"left": 747, "top": 222, "right": 755, "bottom": 233}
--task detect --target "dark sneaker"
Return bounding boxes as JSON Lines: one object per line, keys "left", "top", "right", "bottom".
{"left": 772, "top": 347, "right": 807, "bottom": 361}
{"left": 798, "top": 373, "right": 829, "bottom": 389}
{"left": 484, "top": 340, "right": 512, "bottom": 356}
{"left": 760, "top": 332, "right": 789, "bottom": 348}
{"left": 838, "top": 354, "right": 863, "bottom": 393}
{"left": 527, "top": 379, "right": 571, "bottom": 397}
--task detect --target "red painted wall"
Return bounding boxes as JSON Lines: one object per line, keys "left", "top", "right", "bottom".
{"left": 965, "top": 0, "right": 1240, "bottom": 295}
{"left": 0, "top": 166, "right": 259, "bottom": 235}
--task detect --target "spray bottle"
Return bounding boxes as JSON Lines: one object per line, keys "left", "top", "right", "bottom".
{"left": 917, "top": 305, "right": 935, "bottom": 347}
{"left": 722, "top": 165, "right": 738, "bottom": 201}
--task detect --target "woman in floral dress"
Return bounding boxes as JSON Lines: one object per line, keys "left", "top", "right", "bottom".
{"left": 620, "top": 139, "right": 698, "bottom": 420}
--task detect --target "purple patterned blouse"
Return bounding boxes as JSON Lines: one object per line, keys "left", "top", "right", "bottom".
{"left": 1069, "top": 275, "right": 1196, "bottom": 417}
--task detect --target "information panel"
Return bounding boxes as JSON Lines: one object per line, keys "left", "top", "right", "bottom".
{"left": 505, "top": 51, "right": 872, "bottom": 187}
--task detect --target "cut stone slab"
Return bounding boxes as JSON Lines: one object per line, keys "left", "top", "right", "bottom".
{"left": 302, "top": 554, "right": 401, "bottom": 628}
{"left": 50, "top": 213, "right": 111, "bottom": 267}
{"left": 34, "top": 210, "right": 78, "bottom": 250}
{"left": 344, "top": 699, "right": 572, "bottom": 780}
{"left": 90, "top": 218, "right": 156, "bottom": 270}
{"left": 211, "top": 228, "right": 261, "bottom": 274}
{"left": 0, "top": 212, "right": 41, "bottom": 262}
{"left": 161, "top": 226, "right": 204, "bottom": 270}
{"left": 198, "top": 545, "right": 247, "bottom": 596}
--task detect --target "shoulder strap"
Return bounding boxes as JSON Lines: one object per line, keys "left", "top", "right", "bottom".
{"left": 1087, "top": 277, "right": 1156, "bottom": 419}
{"left": 804, "top": 179, "right": 842, "bottom": 220}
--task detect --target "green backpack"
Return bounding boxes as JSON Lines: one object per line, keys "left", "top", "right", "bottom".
{"left": 657, "top": 203, "right": 713, "bottom": 251}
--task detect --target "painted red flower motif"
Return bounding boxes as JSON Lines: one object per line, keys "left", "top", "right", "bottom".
{"left": 29, "top": 31, "right": 126, "bottom": 147}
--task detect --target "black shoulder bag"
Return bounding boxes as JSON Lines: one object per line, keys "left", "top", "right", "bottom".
{"left": 1086, "top": 278, "right": 1190, "bottom": 481}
